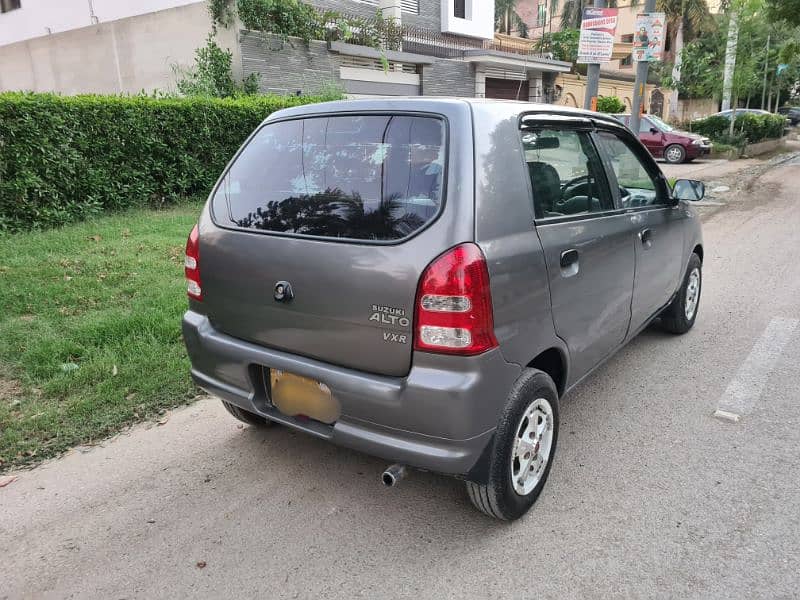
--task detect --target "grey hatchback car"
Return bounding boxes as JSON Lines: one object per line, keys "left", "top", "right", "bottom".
{"left": 182, "top": 98, "right": 705, "bottom": 520}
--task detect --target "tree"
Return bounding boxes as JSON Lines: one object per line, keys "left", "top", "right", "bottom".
{"left": 766, "top": 0, "right": 800, "bottom": 26}
{"left": 534, "top": 28, "right": 580, "bottom": 62}
{"left": 495, "top": 0, "right": 528, "bottom": 37}
{"left": 656, "top": 0, "right": 715, "bottom": 119}
{"left": 559, "top": 0, "right": 637, "bottom": 31}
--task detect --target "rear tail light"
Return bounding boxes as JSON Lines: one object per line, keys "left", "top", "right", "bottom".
{"left": 185, "top": 224, "right": 202, "bottom": 301}
{"left": 414, "top": 243, "right": 498, "bottom": 355}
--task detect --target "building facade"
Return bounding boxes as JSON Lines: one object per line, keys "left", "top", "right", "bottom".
{"left": 0, "top": 0, "right": 571, "bottom": 100}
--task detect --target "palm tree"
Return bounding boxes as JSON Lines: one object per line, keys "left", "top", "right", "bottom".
{"left": 496, "top": 0, "right": 529, "bottom": 37}
{"left": 657, "top": 0, "right": 714, "bottom": 119}
{"left": 560, "top": 0, "right": 634, "bottom": 31}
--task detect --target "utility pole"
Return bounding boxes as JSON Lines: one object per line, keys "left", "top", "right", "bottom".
{"left": 583, "top": 0, "right": 607, "bottom": 110}
{"left": 630, "top": 0, "right": 657, "bottom": 135}
{"left": 761, "top": 33, "right": 770, "bottom": 110}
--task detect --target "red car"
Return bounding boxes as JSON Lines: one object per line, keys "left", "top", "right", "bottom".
{"left": 614, "top": 114, "right": 712, "bottom": 164}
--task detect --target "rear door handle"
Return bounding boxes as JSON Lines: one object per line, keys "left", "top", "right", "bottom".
{"left": 639, "top": 228, "right": 653, "bottom": 246}
{"left": 560, "top": 248, "right": 579, "bottom": 268}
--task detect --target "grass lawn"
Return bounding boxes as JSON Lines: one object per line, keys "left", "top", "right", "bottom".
{"left": 0, "top": 204, "right": 203, "bottom": 471}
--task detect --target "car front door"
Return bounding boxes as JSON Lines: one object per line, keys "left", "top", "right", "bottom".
{"left": 594, "top": 128, "right": 686, "bottom": 332}
{"left": 521, "top": 120, "right": 634, "bottom": 382}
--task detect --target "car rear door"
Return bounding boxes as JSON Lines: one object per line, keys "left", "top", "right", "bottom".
{"left": 593, "top": 127, "right": 686, "bottom": 331}
{"left": 197, "top": 111, "right": 468, "bottom": 377}
{"left": 521, "top": 118, "right": 635, "bottom": 382}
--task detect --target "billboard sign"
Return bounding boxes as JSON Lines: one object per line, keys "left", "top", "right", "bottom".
{"left": 633, "top": 12, "right": 666, "bottom": 62}
{"left": 577, "top": 7, "right": 619, "bottom": 64}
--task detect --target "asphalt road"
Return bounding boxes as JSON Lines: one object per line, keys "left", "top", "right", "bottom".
{"left": 3, "top": 154, "right": 800, "bottom": 600}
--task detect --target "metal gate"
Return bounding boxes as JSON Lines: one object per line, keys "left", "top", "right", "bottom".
{"left": 649, "top": 88, "right": 664, "bottom": 118}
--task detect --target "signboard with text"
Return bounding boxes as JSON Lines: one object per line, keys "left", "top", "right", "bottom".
{"left": 577, "top": 7, "right": 619, "bottom": 64}
{"left": 633, "top": 12, "right": 666, "bottom": 62}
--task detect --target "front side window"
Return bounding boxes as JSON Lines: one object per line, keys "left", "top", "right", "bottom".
{"left": 519, "top": 127, "right": 614, "bottom": 219}
{"left": 595, "top": 131, "right": 663, "bottom": 207}
{"left": 212, "top": 115, "right": 446, "bottom": 241}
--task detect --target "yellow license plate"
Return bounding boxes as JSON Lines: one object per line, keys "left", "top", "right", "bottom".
{"left": 269, "top": 369, "right": 340, "bottom": 424}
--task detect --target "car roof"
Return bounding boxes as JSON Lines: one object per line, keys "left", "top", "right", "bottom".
{"left": 264, "top": 97, "right": 628, "bottom": 130}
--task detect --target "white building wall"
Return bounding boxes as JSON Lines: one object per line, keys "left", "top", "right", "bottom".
{"left": 0, "top": 1, "right": 236, "bottom": 94}
{"left": 440, "top": 0, "right": 494, "bottom": 40}
{"left": 0, "top": 0, "right": 205, "bottom": 47}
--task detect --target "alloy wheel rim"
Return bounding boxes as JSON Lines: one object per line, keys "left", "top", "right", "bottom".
{"left": 685, "top": 267, "right": 700, "bottom": 320}
{"left": 667, "top": 147, "right": 683, "bottom": 162}
{"left": 510, "top": 398, "right": 554, "bottom": 495}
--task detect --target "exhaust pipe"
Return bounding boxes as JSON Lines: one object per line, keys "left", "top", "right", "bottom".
{"left": 381, "top": 464, "right": 407, "bottom": 487}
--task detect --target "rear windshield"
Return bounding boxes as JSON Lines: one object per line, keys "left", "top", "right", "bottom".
{"left": 211, "top": 114, "right": 446, "bottom": 241}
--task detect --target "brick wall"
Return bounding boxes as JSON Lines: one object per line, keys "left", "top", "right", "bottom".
{"left": 421, "top": 59, "right": 474, "bottom": 97}
{"left": 241, "top": 31, "right": 342, "bottom": 96}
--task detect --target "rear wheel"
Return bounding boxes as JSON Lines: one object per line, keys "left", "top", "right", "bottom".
{"left": 660, "top": 253, "right": 702, "bottom": 334}
{"left": 466, "top": 369, "right": 559, "bottom": 521}
{"left": 664, "top": 144, "right": 687, "bottom": 164}
{"left": 221, "top": 400, "right": 272, "bottom": 427}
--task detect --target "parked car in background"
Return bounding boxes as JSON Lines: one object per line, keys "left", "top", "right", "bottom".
{"left": 614, "top": 114, "right": 712, "bottom": 164}
{"left": 777, "top": 106, "right": 800, "bottom": 126}
{"left": 704, "top": 108, "right": 791, "bottom": 133}
{"left": 183, "top": 98, "right": 706, "bottom": 520}
{"left": 709, "top": 108, "right": 771, "bottom": 119}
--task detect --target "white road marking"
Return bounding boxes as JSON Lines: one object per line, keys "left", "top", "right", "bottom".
{"left": 716, "top": 317, "right": 799, "bottom": 419}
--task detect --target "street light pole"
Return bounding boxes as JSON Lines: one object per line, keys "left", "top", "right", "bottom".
{"left": 630, "top": 0, "right": 657, "bottom": 136}
{"left": 583, "top": 0, "right": 606, "bottom": 111}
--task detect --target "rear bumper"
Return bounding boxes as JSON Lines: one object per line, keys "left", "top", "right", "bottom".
{"left": 182, "top": 311, "right": 521, "bottom": 476}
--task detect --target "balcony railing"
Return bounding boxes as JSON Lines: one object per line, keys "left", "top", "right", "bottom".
{"left": 317, "top": 10, "right": 554, "bottom": 61}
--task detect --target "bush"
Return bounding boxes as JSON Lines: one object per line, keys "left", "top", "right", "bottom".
{"left": 596, "top": 96, "right": 626, "bottom": 114}
{"left": 175, "top": 35, "right": 259, "bottom": 98}
{"left": 691, "top": 112, "right": 786, "bottom": 145}
{"left": 0, "top": 92, "right": 340, "bottom": 232}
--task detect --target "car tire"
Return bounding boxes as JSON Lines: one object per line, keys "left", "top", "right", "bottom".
{"left": 664, "top": 144, "right": 687, "bottom": 164}
{"left": 221, "top": 400, "right": 273, "bottom": 427}
{"left": 660, "top": 253, "right": 702, "bottom": 334}
{"left": 466, "top": 369, "right": 559, "bottom": 521}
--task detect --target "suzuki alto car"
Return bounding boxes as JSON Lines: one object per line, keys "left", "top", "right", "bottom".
{"left": 182, "top": 98, "right": 705, "bottom": 520}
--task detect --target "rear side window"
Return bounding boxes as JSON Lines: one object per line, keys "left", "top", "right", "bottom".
{"left": 211, "top": 115, "right": 446, "bottom": 241}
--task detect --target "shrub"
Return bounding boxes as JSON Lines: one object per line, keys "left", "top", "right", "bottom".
{"left": 596, "top": 96, "right": 626, "bottom": 114}
{"left": 692, "top": 112, "right": 786, "bottom": 144}
{"left": 0, "top": 92, "right": 340, "bottom": 232}
{"left": 175, "top": 35, "right": 259, "bottom": 98}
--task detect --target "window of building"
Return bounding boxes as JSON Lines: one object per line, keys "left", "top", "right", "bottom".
{"left": 454, "top": 0, "right": 466, "bottom": 19}
{"left": 620, "top": 33, "right": 634, "bottom": 43}
{"left": 1, "top": 0, "right": 21, "bottom": 13}
{"left": 620, "top": 55, "right": 633, "bottom": 67}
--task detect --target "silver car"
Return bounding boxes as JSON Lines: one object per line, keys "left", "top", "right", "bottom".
{"left": 182, "top": 99, "right": 705, "bottom": 520}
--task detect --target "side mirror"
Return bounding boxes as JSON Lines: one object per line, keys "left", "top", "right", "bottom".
{"left": 650, "top": 127, "right": 659, "bottom": 135}
{"left": 672, "top": 179, "right": 705, "bottom": 202}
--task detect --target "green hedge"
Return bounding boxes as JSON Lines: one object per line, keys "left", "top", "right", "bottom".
{"left": 0, "top": 92, "right": 336, "bottom": 232}
{"left": 691, "top": 112, "right": 786, "bottom": 146}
